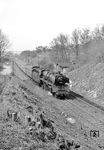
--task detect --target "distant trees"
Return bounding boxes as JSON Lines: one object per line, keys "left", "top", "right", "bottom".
{"left": 50, "top": 28, "right": 94, "bottom": 64}
{"left": 101, "top": 25, "right": 104, "bottom": 37}
{"left": 71, "top": 28, "right": 92, "bottom": 56}
{"left": 92, "top": 26, "right": 102, "bottom": 40}
{"left": 0, "top": 30, "right": 10, "bottom": 60}
{"left": 79, "top": 28, "right": 91, "bottom": 44}
{"left": 4, "top": 51, "right": 14, "bottom": 59}
{"left": 19, "top": 24, "right": 104, "bottom": 70}
{"left": 50, "top": 34, "right": 70, "bottom": 63}
{"left": 20, "top": 50, "right": 31, "bottom": 57}
{"left": 50, "top": 29, "right": 92, "bottom": 63}
{"left": 71, "top": 29, "right": 80, "bottom": 57}
{"left": 91, "top": 25, "right": 104, "bottom": 40}
{"left": 38, "top": 24, "right": 104, "bottom": 67}
{"left": 20, "top": 50, "right": 33, "bottom": 63}
{"left": 35, "top": 46, "right": 49, "bottom": 54}
{"left": 19, "top": 46, "right": 50, "bottom": 64}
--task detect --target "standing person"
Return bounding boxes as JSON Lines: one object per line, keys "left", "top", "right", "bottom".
{"left": 56, "top": 64, "right": 62, "bottom": 73}
{"left": 53, "top": 63, "right": 62, "bottom": 73}
{"left": 56, "top": 64, "right": 59, "bottom": 72}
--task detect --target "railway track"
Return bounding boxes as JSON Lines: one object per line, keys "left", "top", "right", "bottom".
{"left": 12, "top": 60, "right": 104, "bottom": 135}
{"left": 13, "top": 60, "right": 104, "bottom": 113}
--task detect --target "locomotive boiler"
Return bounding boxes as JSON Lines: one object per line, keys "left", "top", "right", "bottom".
{"left": 31, "top": 66, "right": 70, "bottom": 99}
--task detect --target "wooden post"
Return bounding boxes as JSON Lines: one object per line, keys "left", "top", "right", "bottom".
{"left": 13, "top": 112, "right": 18, "bottom": 121}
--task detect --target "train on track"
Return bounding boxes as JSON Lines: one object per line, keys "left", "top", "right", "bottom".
{"left": 14, "top": 61, "right": 104, "bottom": 112}
{"left": 30, "top": 65, "right": 71, "bottom": 99}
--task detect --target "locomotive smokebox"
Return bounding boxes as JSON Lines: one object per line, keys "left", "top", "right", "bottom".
{"left": 54, "top": 74, "right": 69, "bottom": 86}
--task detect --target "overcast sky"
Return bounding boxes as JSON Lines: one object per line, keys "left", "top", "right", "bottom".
{"left": 0, "top": 0, "right": 104, "bottom": 53}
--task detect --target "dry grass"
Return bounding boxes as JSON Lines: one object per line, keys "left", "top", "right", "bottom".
{"left": 68, "top": 62, "right": 104, "bottom": 100}
{"left": 0, "top": 75, "right": 81, "bottom": 150}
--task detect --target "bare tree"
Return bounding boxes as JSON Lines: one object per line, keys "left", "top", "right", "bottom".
{"left": 92, "top": 26, "right": 102, "bottom": 40}
{"left": 100, "top": 24, "right": 104, "bottom": 38}
{"left": 0, "top": 30, "right": 10, "bottom": 60}
{"left": 35, "top": 46, "right": 49, "bottom": 54}
{"left": 79, "top": 28, "right": 91, "bottom": 44}
{"left": 50, "top": 34, "right": 70, "bottom": 63}
{"left": 71, "top": 29, "right": 81, "bottom": 57}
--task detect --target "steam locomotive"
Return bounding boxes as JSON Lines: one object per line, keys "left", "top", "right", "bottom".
{"left": 31, "top": 66, "right": 70, "bottom": 99}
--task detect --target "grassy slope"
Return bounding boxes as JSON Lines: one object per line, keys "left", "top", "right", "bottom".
{"left": 68, "top": 63, "right": 104, "bottom": 98}
{"left": 78, "top": 39, "right": 104, "bottom": 64}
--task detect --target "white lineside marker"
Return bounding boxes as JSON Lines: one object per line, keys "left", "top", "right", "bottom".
{"left": 69, "top": 80, "right": 73, "bottom": 89}
{"left": 88, "top": 90, "right": 97, "bottom": 98}
{"left": 66, "top": 117, "right": 76, "bottom": 124}
{"left": 48, "top": 91, "right": 52, "bottom": 96}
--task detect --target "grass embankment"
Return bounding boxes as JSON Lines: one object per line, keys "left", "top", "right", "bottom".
{"left": 68, "top": 62, "right": 104, "bottom": 101}
{"left": 0, "top": 63, "right": 4, "bottom": 71}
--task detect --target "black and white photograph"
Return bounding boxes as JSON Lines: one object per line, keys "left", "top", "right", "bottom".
{"left": 0, "top": 0, "right": 104, "bottom": 149}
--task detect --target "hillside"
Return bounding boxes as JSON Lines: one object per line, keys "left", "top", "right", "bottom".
{"left": 67, "top": 39, "right": 104, "bottom": 100}
{"left": 78, "top": 39, "right": 104, "bottom": 64}
{"left": 68, "top": 62, "right": 104, "bottom": 102}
